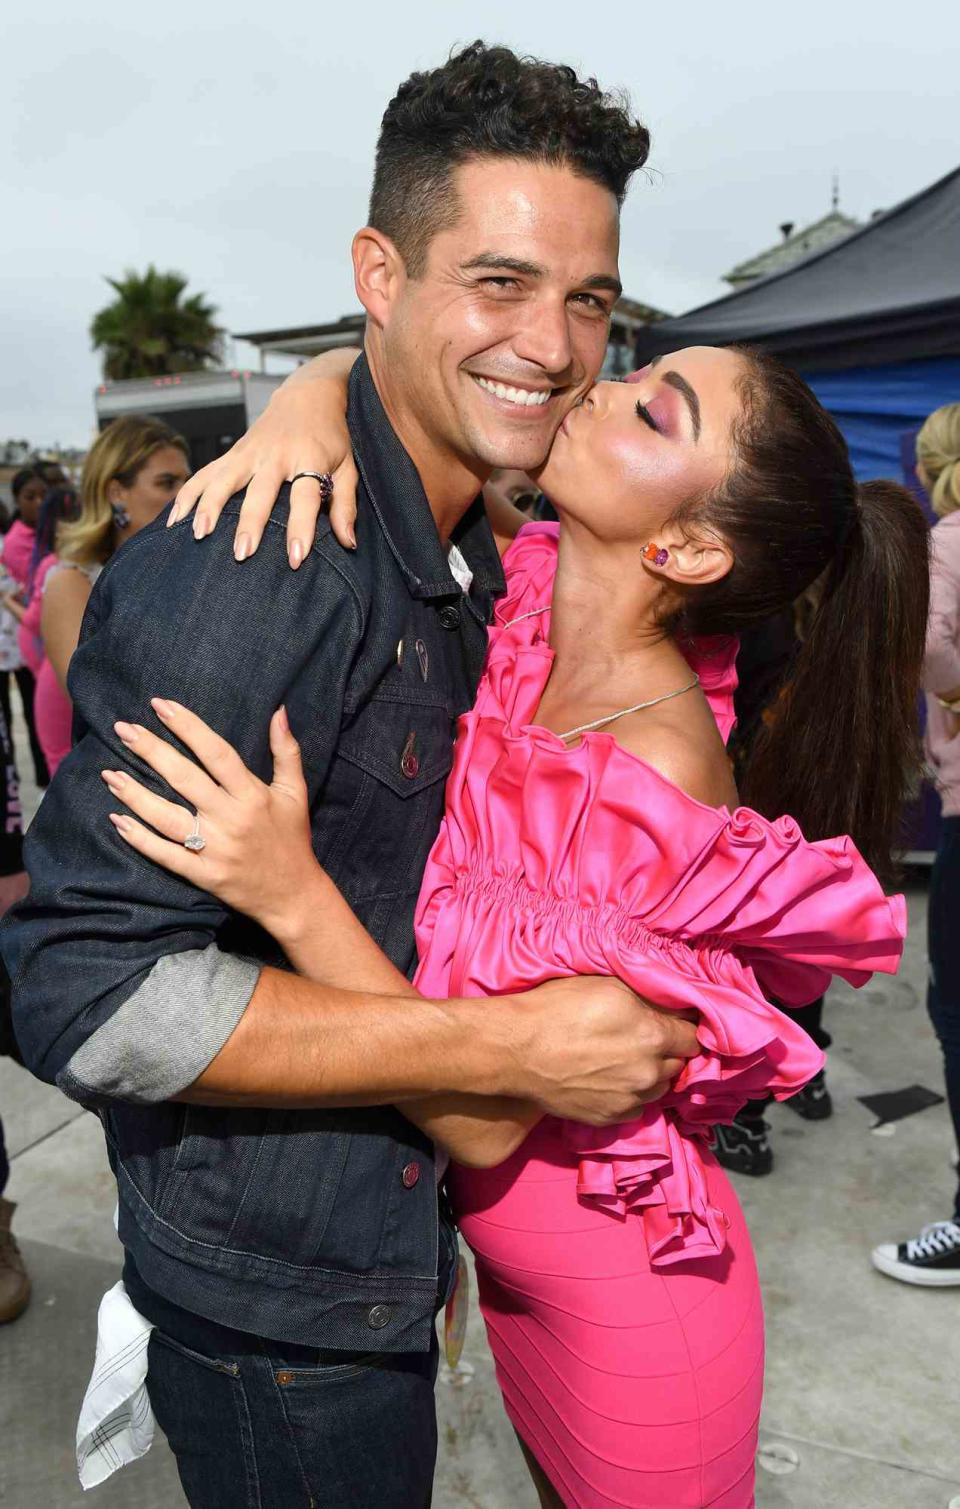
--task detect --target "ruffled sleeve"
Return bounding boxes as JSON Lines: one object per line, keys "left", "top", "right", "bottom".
{"left": 644, "top": 809, "right": 907, "bottom": 1005}
{"left": 559, "top": 804, "right": 905, "bottom": 1267}
{"left": 488, "top": 522, "right": 559, "bottom": 642}
{"left": 678, "top": 634, "right": 739, "bottom": 746}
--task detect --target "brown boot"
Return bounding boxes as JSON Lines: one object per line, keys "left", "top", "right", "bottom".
{"left": 0, "top": 1196, "right": 31, "bottom": 1323}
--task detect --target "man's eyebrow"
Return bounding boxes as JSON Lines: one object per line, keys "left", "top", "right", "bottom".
{"left": 460, "top": 253, "right": 546, "bottom": 277}
{"left": 663, "top": 370, "right": 701, "bottom": 442}
{"left": 581, "top": 274, "right": 623, "bottom": 298}
{"left": 460, "top": 254, "right": 623, "bottom": 299}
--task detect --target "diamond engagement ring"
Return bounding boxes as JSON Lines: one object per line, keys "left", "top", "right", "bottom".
{"left": 184, "top": 813, "right": 206, "bottom": 853}
{"left": 290, "top": 471, "right": 334, "bottom": 501}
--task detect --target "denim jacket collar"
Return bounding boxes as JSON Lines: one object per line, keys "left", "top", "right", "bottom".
{"left": 348, "top": 354, "right": 506, "bottom": 603}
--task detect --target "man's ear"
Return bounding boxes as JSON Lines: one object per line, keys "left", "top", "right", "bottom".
{"left": 655, "top": 523, "right": 734, "bottom": 589}
{"left": 352, "top": 227, "right": 405, "bottom": 330}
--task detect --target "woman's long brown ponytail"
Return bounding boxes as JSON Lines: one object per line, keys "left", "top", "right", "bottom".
{"left": 739, "top": 481, "right": 930, "bottom": 886}
{"left": 673, "top": 349, "right": 931, "bottom": 886}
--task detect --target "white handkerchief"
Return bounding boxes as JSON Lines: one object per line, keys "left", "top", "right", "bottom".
{"left": 76, "top": 1280, "right": 156, "bottom": 1489}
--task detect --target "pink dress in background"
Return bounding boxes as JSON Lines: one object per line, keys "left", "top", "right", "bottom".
{"left": 21, "top": 557, "right": 99, "bottom": 777}
{"left": 0, "top": 520, "right": 37, "bottom": 591}
{"left": 413, "top": 524, "right": 905, "bottom": 1508}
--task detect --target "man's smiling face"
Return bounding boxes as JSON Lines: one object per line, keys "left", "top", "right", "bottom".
{"left": 380, "top": 156, "right": 622, "bottom": 475}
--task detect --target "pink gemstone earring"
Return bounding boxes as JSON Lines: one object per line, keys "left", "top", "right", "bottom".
{"left": 642, "top": 542, "right": 670, "bottom": 567}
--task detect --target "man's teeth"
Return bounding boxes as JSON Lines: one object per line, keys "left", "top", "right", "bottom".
{"left": 475, "top": 377, "right": 551, "bottom": 408}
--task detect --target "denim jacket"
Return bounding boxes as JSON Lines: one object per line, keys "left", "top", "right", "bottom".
{"left": 2, "top": 355, "right": 505, "bottom": 1351}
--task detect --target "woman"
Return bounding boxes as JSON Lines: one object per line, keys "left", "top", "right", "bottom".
{"left": 0, "top": 465, "right": 51, "bottom": 787}
{"left": 873, "top": 401, "right": 960, "bottom": 1286}
{"left": 5, "top": 484, "right": 80, "bottom": 666}
{"left": 107, "top": 347, "right": 924, "bottom": 1508}
{"left": 28, "top": 417, "right": 189, "bottom": 775}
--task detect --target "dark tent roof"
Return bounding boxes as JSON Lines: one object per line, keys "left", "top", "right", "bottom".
{"left": 634, "top": 165, "right": 960, "bottom": 371}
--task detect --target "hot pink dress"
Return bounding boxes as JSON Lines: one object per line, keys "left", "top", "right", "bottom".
{"left": 413, "top": 524, "right": 905, "bottom": 1508}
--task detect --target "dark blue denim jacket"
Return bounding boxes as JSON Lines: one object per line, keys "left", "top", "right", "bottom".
{"left": 1, "top": 355, "right": 505, "bottom": 1351}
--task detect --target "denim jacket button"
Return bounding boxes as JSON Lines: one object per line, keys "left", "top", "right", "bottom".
{"left": 438, "top": 605, "right": 461, "bottom": 630}
{"left": 400, "top": 732, "right": 419, "bottom": 779}
{"left": 367, "top": 1304, "right": 392, "bottom": 1329}
{"left": 402, "top": 1161, "right": 421, "bottom": 1188}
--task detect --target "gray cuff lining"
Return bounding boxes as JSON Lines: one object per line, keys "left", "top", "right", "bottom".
{"left": 59, "top": 944, "right": 260, "bottom": 1104}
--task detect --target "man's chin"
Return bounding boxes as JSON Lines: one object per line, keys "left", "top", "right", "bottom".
{"left": 463, "top": 418, "right": 559, "bottom": 474}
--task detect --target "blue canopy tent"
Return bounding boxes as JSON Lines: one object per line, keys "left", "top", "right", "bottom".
{"left": 634, "top": 165, "right": 960, "bottom": 858}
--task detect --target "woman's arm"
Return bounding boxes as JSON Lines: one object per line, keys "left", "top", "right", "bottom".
{"left": 3, "top": 592, "right": 27, "bottom": 624}
{"left": 40, "top": 567, "right": 93, "bottom": 693}
{"left": 103, "top": 699, "right": 540, "bottom": 1167}
{"left": 924, "top": 535, "right": 960, "bottom": 702}
{"left": 169, "top": 348, "right": 362, "bottom": 568}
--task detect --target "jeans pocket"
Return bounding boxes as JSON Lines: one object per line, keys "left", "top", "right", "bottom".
{"left": 270, "top": 1351, "right": 384, "bottom": 1388}
{"left": 147, "top": 1332, "right": 261, "bottom": 1509}
{"left": 269, "top": 1348, "right": 438, "bottom": 1509}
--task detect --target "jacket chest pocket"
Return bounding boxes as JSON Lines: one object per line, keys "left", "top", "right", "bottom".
{"left": 326, "top": 697, "right": 455, "bottom": 901}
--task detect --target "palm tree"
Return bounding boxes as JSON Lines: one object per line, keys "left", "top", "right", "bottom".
{"left": 90, "top": 266, "right": 224, "bottom": 380}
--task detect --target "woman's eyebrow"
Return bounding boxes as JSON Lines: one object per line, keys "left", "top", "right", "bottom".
{"left": 662, "top": 371, "right": 701, "bottom": 441}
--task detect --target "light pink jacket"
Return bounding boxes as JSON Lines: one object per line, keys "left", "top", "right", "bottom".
{"left": 925, "top": 511, "right": 960, "bottom": 818}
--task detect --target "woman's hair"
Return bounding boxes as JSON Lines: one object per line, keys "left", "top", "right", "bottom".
{"left": 10, "top": 464, "right": 48, "bottom": 502}
{"left": 26, "top": 485, "right": 80, "bottom": 599}
{"left": 672, "top": 347, "right": 930, "bottom": 885}
{"left": 60, "top": 415, "right": 188, "bottom": 567}
{"left": 916, "top": 402, "right": 960, "bottom": 518}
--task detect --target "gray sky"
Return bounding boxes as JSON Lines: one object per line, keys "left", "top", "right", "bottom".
{"left": 5, "top": 0, "right": 959, "bottom": 447}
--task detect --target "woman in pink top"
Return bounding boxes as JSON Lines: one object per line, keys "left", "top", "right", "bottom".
{"left": 0, "top": 465, "right": 51, "bottom": 786}
{"left": 10, "top": 421, "right": 190, "bottom": 777}
{"left": 872, "top": 402, "right": 960, "bottom": 1288}
{"left": 108, "top": 348, "right": 926, "bottom": 1508}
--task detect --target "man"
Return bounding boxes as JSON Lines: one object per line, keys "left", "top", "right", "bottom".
{"left": 3, "top": 42, "right": 696, "bottom": 1507}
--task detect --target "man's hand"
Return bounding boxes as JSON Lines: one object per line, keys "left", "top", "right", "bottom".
{"left": 509, "top": 976, "right": 700, "bottom": 1125}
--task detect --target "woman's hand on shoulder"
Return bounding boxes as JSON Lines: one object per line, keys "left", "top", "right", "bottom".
{"left": 168, "top": 349, "right": 362, "bottom": 569}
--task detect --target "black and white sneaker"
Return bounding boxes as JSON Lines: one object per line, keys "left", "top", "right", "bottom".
{"left": 871, "top": 1219, "right": 960, "bottom": 1286}
{"left": 785, "top": 1068, "right": 833, "bottom": 1121}
{"left": 713, "top": 1116, "right": 774, "bottom": 1177}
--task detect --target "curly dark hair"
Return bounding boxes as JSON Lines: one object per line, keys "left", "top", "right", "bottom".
{"left": 370, "top": 41, "right": 650, "bottom": 276}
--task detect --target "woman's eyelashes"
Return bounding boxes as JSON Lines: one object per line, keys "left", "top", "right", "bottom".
{"left": 636, "top": 400, "right": 662, "bottom": 434}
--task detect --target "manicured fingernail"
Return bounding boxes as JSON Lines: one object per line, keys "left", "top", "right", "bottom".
{"left": 101, "top": 769, "right": 126, "bottom": 789}
{"left": 151, "top": 698, "right": 177, "bottom": 721}
{"left": 235, "top": 533, "right": 251, "bottom": 563}
{"left": 115, "top": 721, "right": 139, "bottom": 745}
{"left": 346, "top": 528, "right": 357, "bottom": 550}
{"left": 288, "top": 539, "right": 303, "bottom": 569}
{"left": 167, "top": 504, "right": 181, "bottom": 527}
{"left": 277, "top": 704, "right": 289, "bottom": 732}
{"left": 193, "top": 514, "right": 211, "bottom": 541}
{"left": 109, "top": 813, "right": 133, "bottom": 834}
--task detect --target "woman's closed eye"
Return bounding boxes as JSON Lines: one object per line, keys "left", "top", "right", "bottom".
{"left": 636, "top": 400, "right": 662, "bottom": 434}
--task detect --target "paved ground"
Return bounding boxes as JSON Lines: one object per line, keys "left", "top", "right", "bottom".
{"left": 2, "top": 714, "right": 959, "bottom": 1508}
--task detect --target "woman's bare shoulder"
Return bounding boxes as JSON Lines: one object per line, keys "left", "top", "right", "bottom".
{"left": 616, "top": 698, "right": 739, "bottom": 811}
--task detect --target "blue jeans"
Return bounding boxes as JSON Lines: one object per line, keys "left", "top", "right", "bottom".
{"left": 928, "top": 815, "right": 960, "bottom": 1219}
{"left": 126, "top": 1257, "right": 444, "bottom": 1509}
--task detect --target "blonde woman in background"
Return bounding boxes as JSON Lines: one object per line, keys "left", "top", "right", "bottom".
{"left": 34, "top": 417, "right": 189, "bottom": 776}
{"left": 873, "top": 401, "right": 960, "bottom": 1287}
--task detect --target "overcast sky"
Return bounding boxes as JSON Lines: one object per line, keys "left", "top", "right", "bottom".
{"left": 5, "top": 0, "right": 959, "bottom": 447}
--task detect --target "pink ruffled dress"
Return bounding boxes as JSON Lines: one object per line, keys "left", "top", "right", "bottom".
{"left": 413, "top": 524, "right": 905, "bottom": 1508}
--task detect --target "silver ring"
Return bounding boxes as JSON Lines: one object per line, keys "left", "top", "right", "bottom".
{"left": 290, "top": 471, "right": 333, "bottom": 497}
{"left": 183, "top": 812, "right": 206, "bottom": 853}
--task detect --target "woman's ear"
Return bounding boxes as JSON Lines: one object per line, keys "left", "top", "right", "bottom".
{"left": 352, "top": 226, "right": 404, "bottom": 330}
{"left": 654, "top": 524, "right": 734, "bottom": 588}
